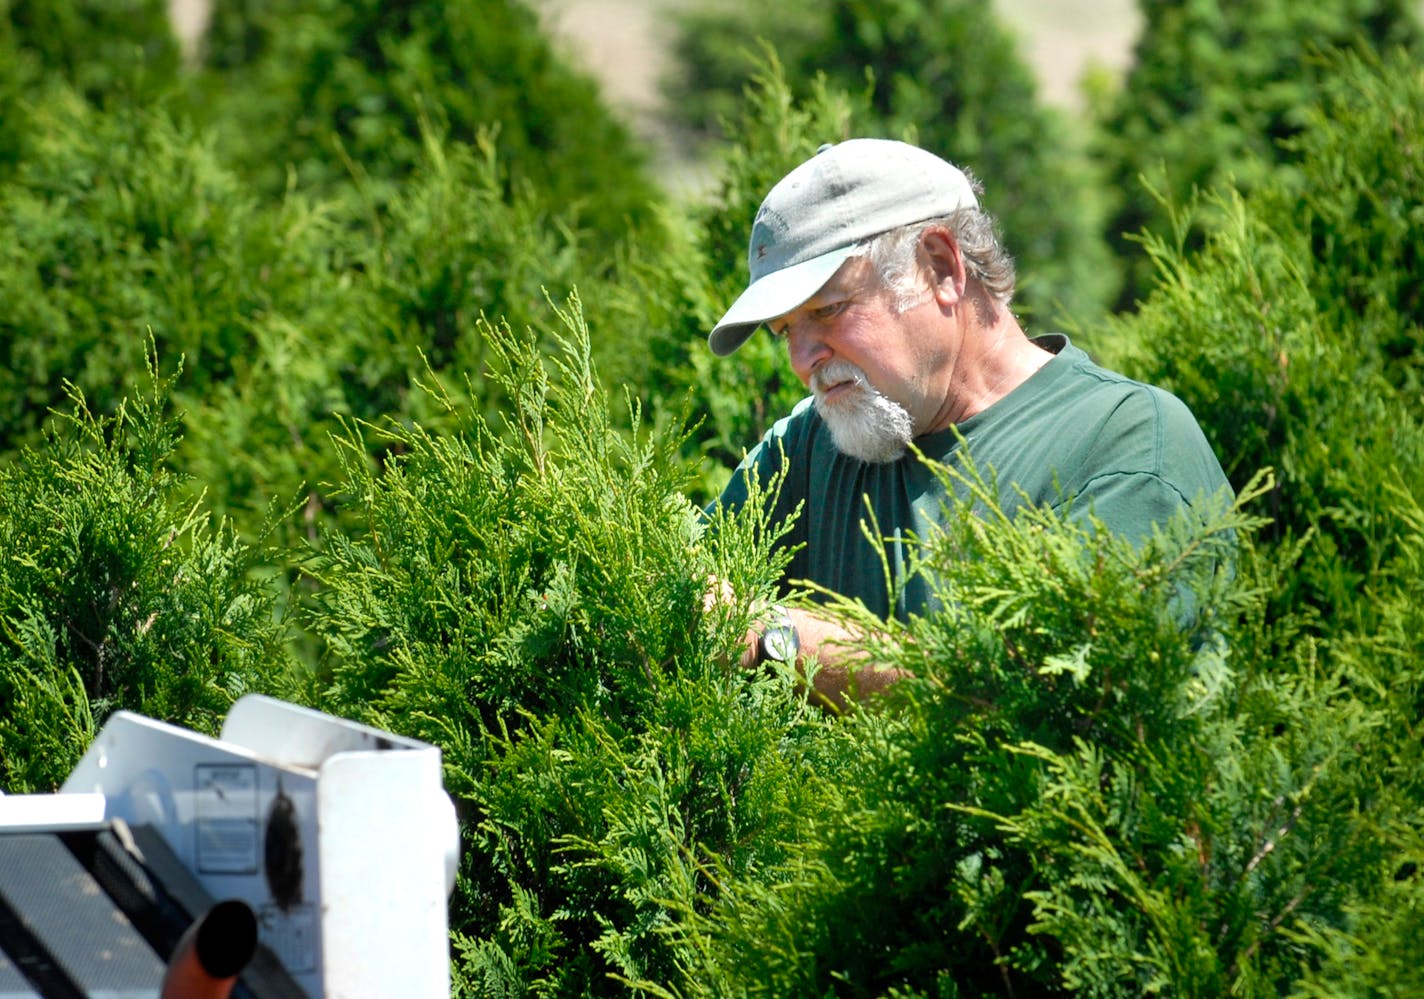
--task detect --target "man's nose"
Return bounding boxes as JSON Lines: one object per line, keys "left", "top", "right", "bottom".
{"left": 787, "top": 327, "right": 831, "bottom": 384}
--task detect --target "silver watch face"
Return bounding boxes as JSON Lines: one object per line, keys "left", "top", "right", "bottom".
{"left": 761, "top": 624, "right": 798, "bottom": 664}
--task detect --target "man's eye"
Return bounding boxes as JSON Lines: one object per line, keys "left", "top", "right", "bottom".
{"left": 812, "top": 302, "right": 847, "bottom": 321}
{"left": 768, "top": 324, "right": 789, "bottom": 339}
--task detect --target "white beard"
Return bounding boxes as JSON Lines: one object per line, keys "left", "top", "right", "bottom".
{"left": 811, "top": 360, "right": 914, "bottom": 463}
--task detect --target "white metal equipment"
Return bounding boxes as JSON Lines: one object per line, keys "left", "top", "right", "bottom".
{"left": 2, "top": 694, "right": 460, "bottom": 998}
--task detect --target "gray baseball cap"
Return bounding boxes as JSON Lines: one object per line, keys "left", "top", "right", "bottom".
{"left": 708, "top": 138, "right": 979, "bottom": 356}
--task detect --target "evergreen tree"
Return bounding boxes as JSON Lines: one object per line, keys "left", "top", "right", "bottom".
{"left": 301, "top": 305, "right": 828, "bottom": 994}
{"left": 1091, "top": 0, "right": 1422, "bottom": 309}
{"left": 190, "top": 0, "right": 660, "bottom": 242}
{"left": 1090, "top": 47, "right": 1424, "bottom": 633}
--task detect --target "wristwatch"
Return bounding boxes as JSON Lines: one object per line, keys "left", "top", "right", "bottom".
{"left": 757, "top": 604, "right": 801, "bottom": 665}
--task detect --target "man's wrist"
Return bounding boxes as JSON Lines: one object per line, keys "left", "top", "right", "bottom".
{"left": 756, "top": 604, "right": 801, "bottom": 666}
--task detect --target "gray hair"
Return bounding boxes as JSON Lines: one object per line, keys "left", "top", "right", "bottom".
{"left": 856, "top": 180, "right": 1016, "bottom": 312}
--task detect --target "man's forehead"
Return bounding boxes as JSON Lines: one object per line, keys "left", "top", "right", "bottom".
{"left": 808, "top": 256, "right": 874, "bottom": 302}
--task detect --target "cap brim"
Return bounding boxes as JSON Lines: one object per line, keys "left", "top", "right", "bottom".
{"left": 707, "top": 247, "right": 856, "bottom": 356}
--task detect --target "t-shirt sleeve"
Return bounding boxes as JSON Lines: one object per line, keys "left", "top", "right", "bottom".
{"left": 1055, "top": 384, "right": 1232, "bottom": 544}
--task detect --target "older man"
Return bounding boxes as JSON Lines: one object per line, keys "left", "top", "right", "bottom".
{"left": 710, "top": 139, "right": 1231, "bottom": 707}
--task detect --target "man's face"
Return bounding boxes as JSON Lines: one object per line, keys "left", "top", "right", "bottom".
{"left": 769, "top": 256, "right": 951, "bottom": 462}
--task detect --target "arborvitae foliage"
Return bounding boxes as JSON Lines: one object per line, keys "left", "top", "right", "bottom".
{"left": 0, "top": 76, "right": 639, "bottom": 546}
{"left": 0, "top": 87, "right": 363, "bottom": 545}
{"left": 190, "top": 0, "right": 660, "bottom": 242}
{"left": 667, "top": 0, "right": 1116, "bottom": 327}
{"left": 0, "top": 357, "right": 297, "bottom": 793}
{"left": 301, "top": 301, "right": 829, "bottom": 995}
{"left": 0, "top": 10, "right": 1420, "bottom": 996}
{"left": 1269, "top": 48, "right": 1424, "bottom": 398}
{"left": 1062, "top": 52, "right": 1424, "bottom": 990}
{"left": 346, "top": 127, "right": 593, "bottom": 424}
{"left": 1091, "top": 0, "right": 1422, "bottom": 309}
{"left": 0, "top": 9, "right": 44, "bottom": 180}
{"left": 1291, "top": 493, "right": 1424, "bottom": 998}
{"left": 0, "top": 94, "right": 252, "bottom": 448}
{"left": 1089, "top": 48, "right": 1424, "bottom": 635}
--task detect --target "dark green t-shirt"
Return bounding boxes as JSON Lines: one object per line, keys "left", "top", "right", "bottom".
{"left": 716, "top": 335, "right": 1232, "bottom": 621}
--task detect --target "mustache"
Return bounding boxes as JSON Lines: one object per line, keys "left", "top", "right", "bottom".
{"left": 810, "top": 360, "right": 872, "bottom": 396}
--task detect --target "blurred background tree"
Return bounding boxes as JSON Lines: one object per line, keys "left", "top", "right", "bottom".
{"left": 1088, "top": 0, "right": 1423, "bottom": 309}
{"left": 193, "top": 0, "right": 661, "bottom": 238}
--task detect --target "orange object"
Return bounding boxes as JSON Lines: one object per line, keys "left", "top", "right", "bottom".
{"left": 160, "top": 899, "right": 259, "bottom": 999}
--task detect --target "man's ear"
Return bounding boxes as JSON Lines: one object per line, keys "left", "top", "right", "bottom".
{"left": 921, "top": 226, "right": 967, "bottom": 305}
